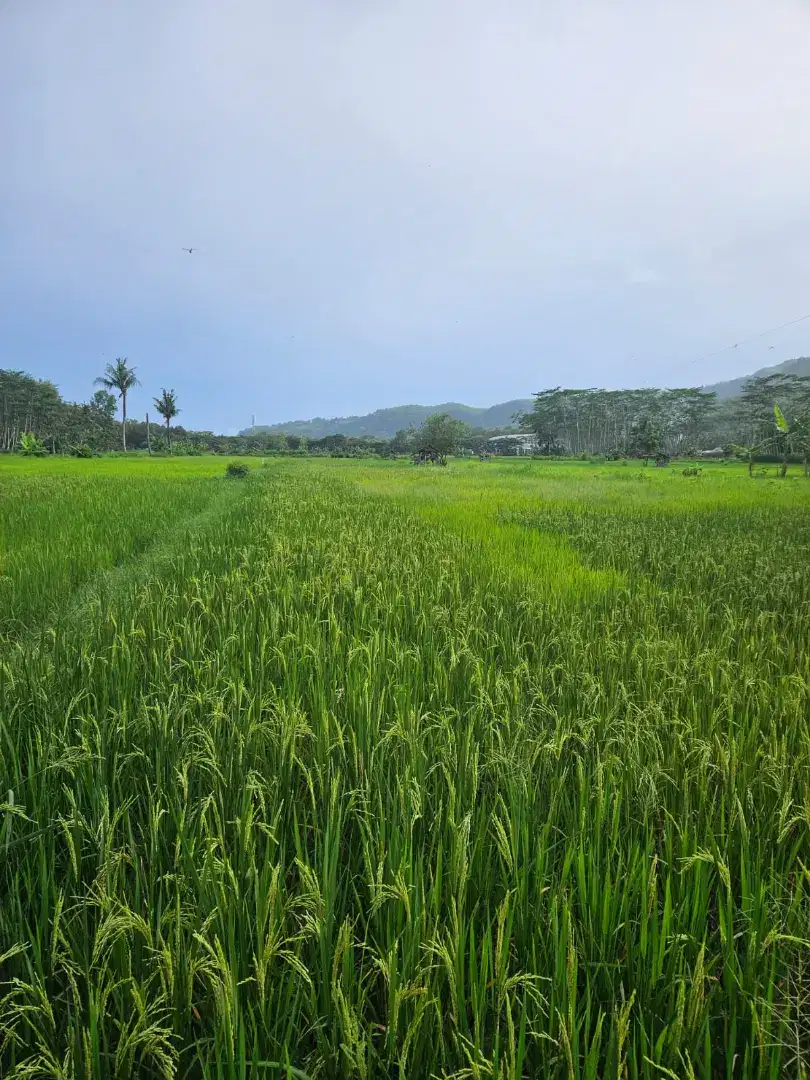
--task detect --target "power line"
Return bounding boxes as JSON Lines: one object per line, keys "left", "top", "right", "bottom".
{"left": 686, "top": 312, "right": 810, "bottom": 367}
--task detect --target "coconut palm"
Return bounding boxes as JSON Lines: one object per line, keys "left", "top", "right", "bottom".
{"left": 94, "top": 358, "right": 139, "bottom": 451}
{"left": 153, "top": 389, "right": 180, "bottom": 452}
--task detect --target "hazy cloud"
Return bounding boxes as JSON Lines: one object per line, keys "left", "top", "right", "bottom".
{"left": 2, "top": 0, "right": 810, "bottom": 428}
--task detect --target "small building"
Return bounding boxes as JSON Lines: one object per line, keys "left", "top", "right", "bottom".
{"left": 487, "top": 433, "right": 539, "bottom": 456}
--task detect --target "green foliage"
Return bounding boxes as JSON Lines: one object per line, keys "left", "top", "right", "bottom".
{"left": 413, "top": 411, "right": 469, "bottom": 463}
{"left": 703, "top": 354, "right": 810, "bottom": 399}
{"left": 94, "top": 357, "right": 140, "bottom": 400}
{"left": 0, "top": 460, "right": 228, "bottom": 641}
{"left": 241, "top": 400, "right": 534, "bottom": 439}
{"left": 68, "top": 442, "right": 96, "bottom": 458}
{"left": 18, "top": 431, "right": 47, "bottom": 456}
{"left": 733, "top": 372, "right": 810, "bottom": 449}
{"left": 389, "top": 425, "right": 416, "bottom": 454}
{"left": 95, "top": 357, "right": 140, "bottom": 450}
{"left": 153, "top": 388, "right": 180, "bottom": 428}
{"left": 225, "top": 460, "right": 250, "bottom": 478}
{"left": 522, "top": 386, "right": 716, "bottom": 456}
{"left": 0, "top": 455, "right": 808, "bottom": 1077}
{"left": 627, "top": 416, "right": 664, "bottom": 463}
{"left": 1, "top": 370, "right": 61, "bottom": 451}
{"left": 90, "top": 388, "right": 117, "bottom": 420}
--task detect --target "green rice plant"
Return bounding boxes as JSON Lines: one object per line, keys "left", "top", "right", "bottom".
{"left": 0, "top": 456, "right": 262, "bottom": 643}
{"left": 0, "top": 456, "right": 807, "bottom": 1078}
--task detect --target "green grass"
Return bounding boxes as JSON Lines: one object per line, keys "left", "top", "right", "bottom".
{"left": 0, "top": 457, "right": 261, "bottom": 642}
{"left": 0, "top": 455, "right": 808, "bottom": 1078}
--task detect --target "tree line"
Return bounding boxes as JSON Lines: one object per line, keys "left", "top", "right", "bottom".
{"left": 2, "top": 360, "right": 180, "bottom": 455}
{"left": 516, "top": 375, "right": 810, "bottom": 470}
{"left": 3, "top": 358, "right": 810, "bottom": 471}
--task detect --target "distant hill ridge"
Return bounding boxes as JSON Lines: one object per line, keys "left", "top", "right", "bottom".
{"left": 243, "top": 357, "right": 810, "bottom": 438}
{"left": 243, "top": 399, "right": 533, "bottom": 439}
{"left": 702, "top": 355, "right": 810, "bottom": 399}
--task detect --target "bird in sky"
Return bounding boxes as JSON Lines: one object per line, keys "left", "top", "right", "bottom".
{"left": 182, "top": 247, "right": 196, "bottom": 254}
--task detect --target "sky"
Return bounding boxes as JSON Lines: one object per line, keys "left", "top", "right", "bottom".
{"left": 2, "top": 0, "right": 810, "bottom": 432}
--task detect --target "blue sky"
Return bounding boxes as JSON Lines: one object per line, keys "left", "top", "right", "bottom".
{"left": 3, "top": 0, "right": 810, "bottom": 432}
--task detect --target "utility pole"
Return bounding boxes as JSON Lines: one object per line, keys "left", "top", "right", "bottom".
{"left": 251, "top": 413, "right": 255, "bottom": 433}
{"left": 146, "top": 413, "right": 152, "bottom": 454}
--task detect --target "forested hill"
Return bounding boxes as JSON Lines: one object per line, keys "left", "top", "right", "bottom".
{"left": 704, "top": 356, "right": 810, "bottom": 399}
{"left": 245, "top": 357, "right": 810, "bottom": 438}
{"left": 242, "top": 399, "right": 534, "bottom": 439}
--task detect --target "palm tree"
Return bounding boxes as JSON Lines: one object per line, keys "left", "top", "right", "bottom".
{"left": 153, "top": 389, "right": 180, "bottom": 452}
{"left": 94, "top": 358, "right": 139, "bottom": 451}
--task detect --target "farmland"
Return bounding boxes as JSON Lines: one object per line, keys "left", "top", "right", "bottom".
{"left": 0, "top": 456, "right": 809, "bottom": 1079}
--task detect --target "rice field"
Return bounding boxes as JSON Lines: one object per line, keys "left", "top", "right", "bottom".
{"left": 0, "top": 455, "right": 808, "bottom": 1079}
{"left": 0, "top": 457, "right": 259, "bottom": 643}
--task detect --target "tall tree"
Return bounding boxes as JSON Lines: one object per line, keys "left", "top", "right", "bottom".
{"left": 153, "top": 389, "right": 180, "bottom": 451}
{"left": 414, "top": 413, "right": 468, "bottom": 464}
{"left": 1, "top": 369, "right": 62, "bottom": 451}
{"left": 390, "top": 426, "right": 416, "bottom": 455}
{"left": 520, "top": 386, "right": 716, "bottom": 456}
{"left": 90, "top": 389, "right": 117, "bottom": 421}
{"left": 627, "top": 416, "right": 664, "bottom": 465}
{"left": 94, "top": 358, "right": 139, "bottom": 451}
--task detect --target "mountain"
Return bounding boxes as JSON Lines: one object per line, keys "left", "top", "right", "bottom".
{"left": 242, "top": 399, "right": 534, "bottom": 439}
{"left": 703, "top": 356, "right": 810, "bottom": 400}
{"left": 242, "top": 358, "right": 810, "bottom": 439}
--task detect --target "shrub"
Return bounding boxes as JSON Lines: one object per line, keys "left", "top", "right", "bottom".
{"left": 225, "top": 461, "right": 250, "bottom": 478}
{"left": 18, "top": 432, "right": 47, "bottom": 456}
{"left": 68, "top": 443, "right": 95, "bottom": 458}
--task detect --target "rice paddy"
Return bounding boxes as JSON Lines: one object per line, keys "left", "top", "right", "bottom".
{"left": 0, "top": 455, "right": 808, "bottom": 1078}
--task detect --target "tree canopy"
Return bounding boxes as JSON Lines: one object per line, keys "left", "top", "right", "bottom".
{"left": 413, "top": 413, "right": 469, "bottom": 463}
{"left": 95, "top": 358, "right": 140, "bottom": 450}
{"left": 154, "top": 389, "right": 181, "bottom": 450}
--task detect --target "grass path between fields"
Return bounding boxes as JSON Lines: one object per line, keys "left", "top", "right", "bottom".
{"left": 0, "top": 468, "right": 254, "bottom": 645}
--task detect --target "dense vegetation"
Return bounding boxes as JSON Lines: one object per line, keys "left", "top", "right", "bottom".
{"left": 518, "top": 375, "right": 810, "bottom": 460}
{"left": 0, "top": 456, "right": 258, "bottom": 642}
{"left": 239, "top": 357, "right": 810, "bottom": 439}
{"left": 0, "top": 456, "right": 808, "bottom": 1078}
{"left": 4, "top": 357, "right": 810, "bottom": 462}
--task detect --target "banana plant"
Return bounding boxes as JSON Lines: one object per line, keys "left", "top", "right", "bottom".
{"left": 18, "top": 432, "right": 47, "bottom": 457}
{"left": 774, "top": 403, "right": 810, "bottom": 477}
{"left": 730, "top": 436, "right": 773, "bottom": 477}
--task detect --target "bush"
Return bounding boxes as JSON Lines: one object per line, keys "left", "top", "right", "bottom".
{"left": 19, "top": 432, "right": 47, "bottom": 457}
{"left": 68, "top": 443, "right": 96, "bottom": 458}
{"left": 225, "top": 461, "right": 250, "bottom": 478}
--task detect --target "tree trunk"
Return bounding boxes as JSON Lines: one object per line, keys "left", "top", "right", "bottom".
{"left": 146, "top": 413, "right": 152, "bottom": 455}
{"left": 781, "top": 441, "right": 789, "bottom": 478}
{"left": 166, "top": 417, "right": 171, "bottom": 452}
{"left": 122, "top": 390, "right": 127, "bottom": 452}
{"left": 748, "top": 453, "right": 753, "bottom": 477}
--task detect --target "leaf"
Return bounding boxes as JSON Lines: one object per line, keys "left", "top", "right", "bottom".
{"left": 774, "top": 403, "right": 789, "bottom": 433}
